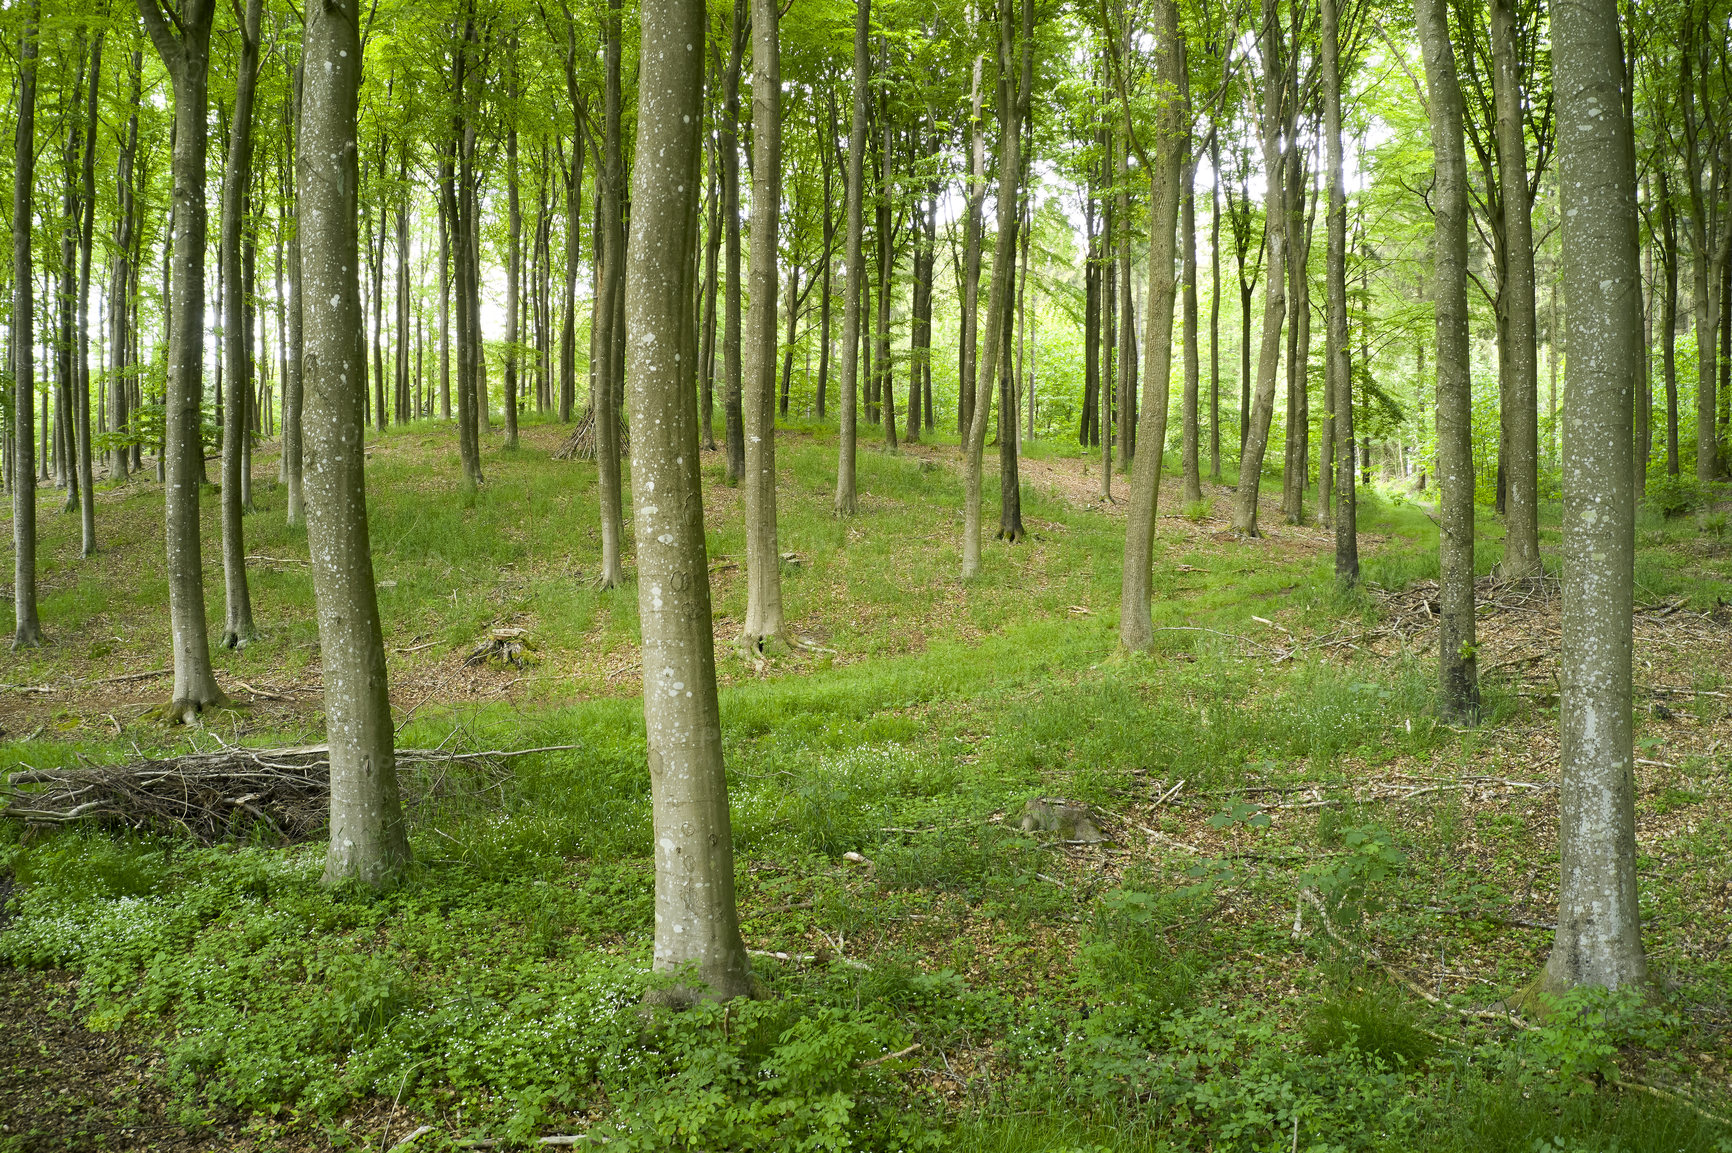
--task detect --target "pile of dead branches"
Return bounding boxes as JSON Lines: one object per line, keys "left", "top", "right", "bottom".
{"left": 1, "top": 741, "right": 572, "bottom": 844}
{"left": 552, "top": 407, "right": 630, "bottom": 462}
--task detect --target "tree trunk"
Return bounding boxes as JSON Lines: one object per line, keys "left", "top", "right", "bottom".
{"left": 139, "top": 0, "right": 225, "bottom": 719}
{"left": 75, "top": 34, "right": 102, "bottom": 556}
{"left": 284, "top": 63, "right": 305, "bottom": 524}
{"left": 721, "top": 0, "right": 747, "bottom": 485}
{"left": 110, "top": 49, "right": 142, "bottom": 484}
{"left": 220, "top": 0, "right": 261, "bottom": 649}
{"left": 1116, "top": 0, "right": 1183, "bottom": 650}
{"left": 395, "top": 157, "right": 411, "bottom": 427}
{"left": 1181, "top": 141, "right": 1202, "bottom": 506}
{"left": 438, "top": 178, "right": 452, "bottom": 421}
{"left": 875, "top": 77, "right": 897, "bottom": 451}
{"left": 1539, "top": 0, "right": 1647, "bottom": 994}
{"left": 1230, "top": 0, "right": 1288, "bottom": 536}
{"left": 1490, "top": 0, "right": 1541, "bottom": 576}
{"left": 505, "top": 102, "right": 521, "bottom": 450}
{"left": 1208, "top": 133, "right": 1222, "bottom": 480}
{"left": 962, "top": 0, "right": 1029, "bottom": 578}
{"left": 1682, "top": 17, "right": 1724, "bottom": 483}
{"left": 959, "top": 55, "right": 986, "bottom": 442}
{"left": 561, "top": 132, "right": 583, "bottom": 424}
{"left": 1322, "top": 0, "right": 1357, "bottom": 583}
{"left": 1660, "top": 170, "right": 1680, "bottom": 476}
{"left": 741, "top": 0, "right": 785, "bottom": 650}
{"left": 1415, "top": 0, "right": 1480, "bottom": 725}
{"left": 817, "top": 90, "right": 837, "bottom": 420}
{"left": 700, "top": 125, "right": 720, "bottom": 448}
{"left": 11, "top": 0, "right": 41, "bottom": 648}
{"left": 301, "top": 0, "right": 410, "bottom": 890}
{"left": 626, "top": 0, "right": 754, "bottom": 1002}
{"left": 593, "top": 0, "right": 627, "bottom": 586}
{"left": 835, "top": 0, "right": 871, "bottom": 515}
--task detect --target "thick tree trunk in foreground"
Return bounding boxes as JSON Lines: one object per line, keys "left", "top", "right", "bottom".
{"left": 740, "top": 0, "right": 785, "bottom": 650}
{"left": 220, "top": 0, "right": 262, "bottom": 649}
{"left": 12, "top": 0, "right": 41, "bottom": 649}
{"left": 139, "top": 0, "right": 225, "bottom": 720}
{"left": 834, "top": 0, "right": 871, "bottom": 516}
{"left": 1322, "top": 0, "right": 1357, "bottom": 584}
{"left": 1490, "top": 0, "right": 1541, "bottom": 577}
{"left": 1230, "top": 0, "right": 1288, "bottom": 535}
{"left": 1117, "top": 0, "right": 1184, "bottom": 651}
{"left": 301, "top": 0, "right": 410, "bottom": 889}
{"left": 627, "top": 0, "right": 753, "bottom": 1002}
{"left": 1540, "top": 0, "right": 1647, "bottom": 995}
{"left": 1415, "top": 0, "right": 1479, "bottom": 724}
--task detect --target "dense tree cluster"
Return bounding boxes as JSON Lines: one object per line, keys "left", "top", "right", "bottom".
{"left": 0, "top": 0, "right": 1678, "bottom": 997}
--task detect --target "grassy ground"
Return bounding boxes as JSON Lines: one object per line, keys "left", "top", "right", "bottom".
{"left": 2, "top": 413, "right": 1731, "bottom": 1152}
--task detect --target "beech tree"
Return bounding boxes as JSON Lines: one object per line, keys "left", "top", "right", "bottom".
{"left": 301, "top": 0, "right": 411, "bottom": 888}
{"left": 11, "top": 0, "right": 42, "bottom": 650}
{"left": 1540, "top": 0, "right": 1648, "bottom": 993}
{"left": 626, "top": 0, "right": 753, "bottom": 1001}
{"left": 138, "top": 0, "right": 226, "bottom": 721}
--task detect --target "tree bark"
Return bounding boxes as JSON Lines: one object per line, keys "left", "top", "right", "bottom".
{"left": 1660, "top": 170, "right": 1680, "bottom": 476}
{"left": 109, "top": 49, "right": 143, "bottom": 485}
{"left": 741, "top": 0, "right": 785, "bottom": 649}
{"left": 1209, "top": 133, "right": 1222, "bottom": 480}
{"left": 593, "top": 0, "right": 627, "bottom": 586}
{"left": 1682, "top": 15, "right": 1724, "bottom": 483}
{"left": 1489, "top": 0, "right": 1541, "bottom": 577}
{"left": 699, "top": 122, "right": 720, "bottom": 448}
{"left": 1415, "top": 0, "right": 1480, "bottom": 724}
{"left": 220, "top": 0, "right": 261, "bottom": 648}
{"left": 11, "top": 0, "right": 41, "bottom": 649}
{"left": 835, "top": 0, "right": 871, "bottom": 515}
{"left": 284, "top": 64, "right": 306, "bottom": 524}
{"left": 1116, "top": 0, "right": 1184, "bottom": 650}
{"left": 301, "top": 0, "right": 411, "bottom": 889}
{"left": 962, "top": 0, "right": 1029, "bottom": 578}
{"left": 139, "top": 0, "right": 225, "bottom": 720}
{"left": 74, "top": 35, "right": 102, "bottom": 557}
{"left": 1230, "top": 0, "right": 1288, "bottom": 535}
{"left": 959, "top": 55, "right": 986, "bottom": 442}
{"left": 1539, "top": 0, "right": 1647, "bottom": 994}
{"left": 505, "top": 90, "right": 521, "bottom": 450}
{"left": 721, "top": 0, "right": 747, "bottom": 485}
{"left": 1181, "top": 141, "right": 1202, "bottom": 506}
{"left": 627, "top": 0, "right": 754, "bottom": 1001}
{"left": 1322, "top": 0, "right": 1357, "bottom": 583}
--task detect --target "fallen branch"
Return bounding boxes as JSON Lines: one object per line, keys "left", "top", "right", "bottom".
{"left": 2, "top": 743, "right": 573, "bottom": 844}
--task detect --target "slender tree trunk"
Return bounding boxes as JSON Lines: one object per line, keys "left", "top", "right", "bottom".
{"left": 741, "top": 0, "right": 785, "bottom": 649}
{"left": 628, "top": 0, "right": 754, "bottom": 1002}
{"left": 721, "top": 0, "right": 747, "bottom": 484}
{"left": 1230, "top": 0, "right": 1288, "bottom": 535}
{"left": 1661, "top": 171, "right": 1680, "bottom": 476}
{"left": 1323, "top": 0, "right": 1357, "bottom": 583}
{"left": 1082, "top": 188, "right": 1100, "bottom": 448}
{"left": 817, "top": 90, "right": 837, "bottom": 420}
{"left": 110, "top": 50, "right": 142, "bottom": 484}
{"left": 139, "top": 0, "right": 225, "bottom": 718}
{"left": 561, "top": 131, "right": 584, "bottom": 423}
{"left": 438, "top": 180, "right": 452, "bottom": 421}
{"left": 593, "top": 0, "right": 627, "bottom": 586}
{"left": 1209, "top": 134, "right": 1222, "bottom": 480}
{"left": 700, "top": 125, "right": 720, "bottom": 448}
{"left": 962, "top": 0, "right": 1029, "bottom": 577}
{"left": 1181, "top": 143, "right": 1202, "bottom": 506}
{"left": 875, "top": 79, "right": 897, "bottom": 451}
{"left": 835, "top": 0, "right": 871, "bottom": 515}
{"left": 1490, "top": 0, "right": 1541, "bottom": 576}
{"left": 74, "top": 34, "right": 102, "bottom": 556}
{"left": 1539, "top": 0, "right": 1647, "bottom": 994}
{"left": 959, "top": 55, "right": 986, "bottom": 441}
{"left": 1682, "top": 18, "right": 1723, "bottom": 483}
{"left": 1415, "top": 0, "right": 1480, "bottom": 724}
{"left": 1116, "top": 0, "right": 1184, "bottom": 650}
{"left": 284, "top": 64, "right": 305, "bottom": 523}
{"left": 220, "top": 0, "right": 261, "bottom": 648}
{"left": 11, "top": 0, "right": 41, "bottom": 648}
{"left": 505, "top": 108, "right": 521, "bottom": 449}
{"left": 301, "top": 0, "right": 410, "bottom": 889}
{"left": 394, "top": 161, "right": 410, "bottom": 426}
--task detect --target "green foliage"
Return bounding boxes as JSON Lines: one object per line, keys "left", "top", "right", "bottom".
{"left": 1647, "top": 473, "right": 1705, "bottom": 519}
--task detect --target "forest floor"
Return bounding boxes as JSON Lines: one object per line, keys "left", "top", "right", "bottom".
{"left": 2, "top": 414, "right": 1732, "bottom": 1152}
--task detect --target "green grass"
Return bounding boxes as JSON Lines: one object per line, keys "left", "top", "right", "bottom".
{"left": 2, "top": 416, "right": 1730, "bottom": 1151}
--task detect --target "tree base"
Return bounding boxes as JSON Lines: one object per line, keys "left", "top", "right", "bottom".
{"left": 156, "top": 691, "right": 232, "bottom": 728}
